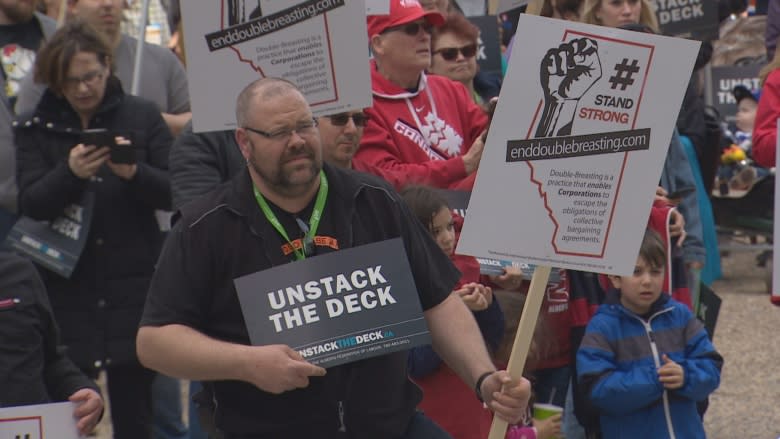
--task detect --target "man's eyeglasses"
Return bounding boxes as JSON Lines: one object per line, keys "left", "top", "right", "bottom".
{"left": 433, "top": 44, "right": 478, "bottom": 61}
{"left": 244, "top": 118, "right": 319, "bottom": 143}
{"left": 327, "top": 112, "right": 369, "bottom": 127}
{"left": 381, "top": 21, "right": 433, "bottom": 37}
{"left": 64, "top": 68, "right": 106, "bottom": 89}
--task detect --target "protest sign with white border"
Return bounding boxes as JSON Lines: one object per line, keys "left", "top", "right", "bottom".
{"left": 234, "top": 238, "right": 430, "bottom": 368}
{"left": 365, "top": 0, "right": 389, "bottom": 14}
{"left": 458, "top": 15, "right": 700, "bottom": 276}
{"left": 181, "top": 0, "right": 372, "bottom": 133}
{"left": 0, "top": 402, "right": 79, "bottom": 439}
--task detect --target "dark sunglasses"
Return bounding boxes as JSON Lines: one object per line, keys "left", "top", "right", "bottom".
{"left": 434, "top": 44, "right": 478, "bottom": 61}
{"left": 328, "top": 112, "right": 369, "bottom": 127}
{"left": 381, "top": 21, "right": 433, "bottom": 36}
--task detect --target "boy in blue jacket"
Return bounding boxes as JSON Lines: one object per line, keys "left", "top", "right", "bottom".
{"left": 577, "top": 228, "right": 722, "bottom": 439}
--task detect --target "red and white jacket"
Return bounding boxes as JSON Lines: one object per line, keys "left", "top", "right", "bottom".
{"left": 355, "top": 60, "right": 488, "bottom": 190}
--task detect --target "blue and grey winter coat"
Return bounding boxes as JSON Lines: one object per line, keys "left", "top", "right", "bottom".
{"left": 577, "top": 291, "right": 722, "bottom": 439}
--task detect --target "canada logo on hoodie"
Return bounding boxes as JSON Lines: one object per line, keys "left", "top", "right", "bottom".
{"left": 420, "top": 111, "right": 464, "bottom": 157}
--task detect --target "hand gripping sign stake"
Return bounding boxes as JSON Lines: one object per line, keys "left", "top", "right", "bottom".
{"left": 487, "top": 2, "right": 546, "bottom": 437}
{"left": 488, "top": 264, "right": 551, "bottom": 439}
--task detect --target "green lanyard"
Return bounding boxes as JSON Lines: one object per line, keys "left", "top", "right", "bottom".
{"left": 253, "top": 171, "right": 328, "bottom": 260}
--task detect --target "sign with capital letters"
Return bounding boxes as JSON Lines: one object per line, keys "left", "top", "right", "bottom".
{"left": 0, "top": 402, "right": 80, "bottom": 439}
{"left": 651, "top": 0, "right": 719, "bottom": 41}
{"left": 235, "top": 238, "right": 430, "bottom": 368}
{"left": 458, "top": 15, "right": 700, "bottom": 276}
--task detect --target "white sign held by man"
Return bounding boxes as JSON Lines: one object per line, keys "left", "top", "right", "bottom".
{"left": 181, "top": 0, "right": 372, "bottom": 132}
{"left": 0, "top": 402, "right": 80, "bottom": 439}
{"left": 458, "top": 15, "right": 700, "bottom": 275}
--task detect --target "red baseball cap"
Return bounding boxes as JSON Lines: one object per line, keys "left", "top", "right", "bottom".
{"left": 366, "top": 0, "right": 445, "bottom": 39}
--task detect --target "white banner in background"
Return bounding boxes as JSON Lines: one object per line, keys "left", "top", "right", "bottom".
{"left": 181, "top": 0, "right": 372, "bottom": 133}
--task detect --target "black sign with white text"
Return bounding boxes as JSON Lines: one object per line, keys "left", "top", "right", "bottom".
{"left": 234, "top": 238, "right": 430, "bottom": 368}
{"left": 4, "top": 191, "right": 95, "bottom": 278}
{"left": 652, "top": 0, "right": 719, "bottom": 41}
{"left": 469, "top": 15, "right": 502, "bottom": 74}
{"left": 709, "top": 64, "right": 763, "bottom": 127}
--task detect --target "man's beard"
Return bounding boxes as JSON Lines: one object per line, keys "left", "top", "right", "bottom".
{"left": 248, "top": 143, "right": 321, "bottom": 197}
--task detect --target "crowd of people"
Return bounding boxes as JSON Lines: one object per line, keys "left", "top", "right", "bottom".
{"left": 8, "top": 0, "right": 779, "bottom": 437}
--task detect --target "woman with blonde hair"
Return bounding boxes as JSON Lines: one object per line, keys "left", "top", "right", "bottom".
{"left": 580, "top": 0, "right": 659, "bottom": 31}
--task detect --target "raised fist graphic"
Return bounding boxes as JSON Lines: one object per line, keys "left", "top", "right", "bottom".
{"left": 535, "top": 38, "right": 602, "bottom": 138}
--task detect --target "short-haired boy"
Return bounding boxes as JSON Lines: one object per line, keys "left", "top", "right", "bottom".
{"left": 577, "top": 228, "right": 722, "bottom": 439}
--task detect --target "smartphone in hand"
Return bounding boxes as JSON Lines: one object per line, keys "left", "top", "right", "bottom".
{"left": 80, "top": 128, "right": 116, "bottom": 148}
{"left": 80, "top": 129, "right": 135, "bottom": 164}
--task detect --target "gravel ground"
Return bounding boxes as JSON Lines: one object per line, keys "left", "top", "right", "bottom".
{"left": 92, "top": 245, "right": 780, "bottom": 439}
{"left": 703, "top": 247, "right": 780, "bottom": 439}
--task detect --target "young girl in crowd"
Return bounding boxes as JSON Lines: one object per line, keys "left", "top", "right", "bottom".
{"left": 401, "top": 185, "right": 504, "bottom": 439}
{"left": 401, "top": 185, "right": 560, "bottom": 439}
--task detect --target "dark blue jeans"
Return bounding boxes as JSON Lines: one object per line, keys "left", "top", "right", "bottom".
{"left": 152, "top": 374, "right": 188, "bottom": 439}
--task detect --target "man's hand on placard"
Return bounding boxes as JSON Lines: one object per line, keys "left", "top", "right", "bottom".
{"left": 242, "top": 344, "right": 326, "bottom": 394}
{"left": 69, "top": 388, "right": 103, "bottom": 436}
{"left": 480, "top": 371, "right": 532, "bottom": 424}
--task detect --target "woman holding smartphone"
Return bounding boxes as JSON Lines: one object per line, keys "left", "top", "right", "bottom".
{"left": 14, "top": 19, "right": 172, "bottom": 439}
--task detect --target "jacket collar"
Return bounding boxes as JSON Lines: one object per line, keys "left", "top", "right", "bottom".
{"left": 605, "top": 287, "right": 672, "bottom": 317}
{"left": 224, "top": 162, "right": 364, "bottom": 222}
{"left": 370, "top": 59, "right": 428, "bottom": 99}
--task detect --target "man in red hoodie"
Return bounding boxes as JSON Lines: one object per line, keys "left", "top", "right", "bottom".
{"left": 356, "top": 0, "right": 488, "bottom": 190}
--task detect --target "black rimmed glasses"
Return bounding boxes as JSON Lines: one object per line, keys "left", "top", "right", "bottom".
{"left": 244, "top": 118, "right": 319, "bottom": 143}
{"left": 381, "top": 21, "right": 433, "bottom": 37}
{"left": 327, "top": 112, "right": 369, "bottom": 127}
{"left": 433, "top": 44, "right": 478, "bottom": 61}
{"left": 64, "top": 67, "right": 106, "bottom": 90}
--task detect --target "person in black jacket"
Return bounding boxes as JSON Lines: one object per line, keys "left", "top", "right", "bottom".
{"left": 14, "top": 19, "right": 172, "bottom": 439}
{"left": 139, "top": 77, "right": 531, "bottom": 439}
{"left": 0, "top": 250, "right": 103, "bottom": 436}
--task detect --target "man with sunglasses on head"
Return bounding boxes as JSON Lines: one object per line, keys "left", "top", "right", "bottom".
{"left": 139, "top": 77, "right": 531, "bottom": 439}
{"left": 356, "top": 0, "right": 488, "bottom": 191}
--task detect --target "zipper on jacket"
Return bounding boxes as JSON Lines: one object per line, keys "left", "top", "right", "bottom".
{"left": 337, "top": 400, "right": 346, "bottom": 432}
{"left": 640, "top": 316, "right": 677, "bottom": 439}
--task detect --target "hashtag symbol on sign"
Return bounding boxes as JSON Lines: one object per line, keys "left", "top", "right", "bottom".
{"left": 608, "top": 58, "right": 640, "bottom": 91}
